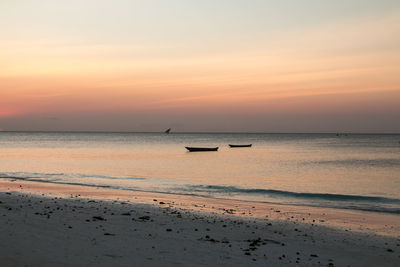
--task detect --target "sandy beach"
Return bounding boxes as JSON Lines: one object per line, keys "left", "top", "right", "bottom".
{"left": 2, "top": 0, "right": 400, "bottom": 265}
{"left": 0, "top": 179, "right": 399, "bottom": 267}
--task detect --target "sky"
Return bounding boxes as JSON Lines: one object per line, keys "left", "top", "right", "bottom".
{"left": 1, "top": 0, "right": 399, "bottom": 132}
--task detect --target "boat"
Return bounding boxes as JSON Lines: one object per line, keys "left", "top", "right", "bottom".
{"left": 165, "top": 128, "right": 171, "bottom": 134}
{"left": 229, "top": 144, "right": 252, "bottom": 148}
{"left": 185, "top": 147, "right": 218, "bottom": 152}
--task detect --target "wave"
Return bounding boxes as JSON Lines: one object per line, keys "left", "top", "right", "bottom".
{"left": 185, "top": 185, "right": 400, "bottom": 204}
{"left": 181, "top": 185, "right": 400, "bottom": 214}
{"left": 1, "top": 172, "right": 399, "bottom": 214}
{"left": 0, "top": 175, "right": 115, "bottom": 189}
{"left": 309, "top": 158, "right": 400, "bottom": 168}
{"left": 0, "top": 172, "right": 147, "bottom": 181}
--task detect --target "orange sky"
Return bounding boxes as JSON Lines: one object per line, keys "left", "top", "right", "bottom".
{"left": 1, "top": 1, "right": 399, "bottom": 132}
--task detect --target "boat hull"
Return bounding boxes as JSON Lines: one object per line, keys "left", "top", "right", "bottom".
{"left": 228, "top": 144, "right": 252, "bottom": 148}
{"left": 185, "top": 147, "right": 219, "bottom": 152}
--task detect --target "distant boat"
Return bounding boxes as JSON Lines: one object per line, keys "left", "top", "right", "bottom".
{"left": 165, "top": 128, "right": 171, "bottom": 134}
{"left": 229, "top": 144, "right": 252, "bottom": 148}
{"left": 185, "top": 147, "right": 218, "bottom": 152}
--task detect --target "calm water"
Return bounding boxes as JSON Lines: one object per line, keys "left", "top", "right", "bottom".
{"left": 0, "top": 132, "right": 399, "bottom": 214}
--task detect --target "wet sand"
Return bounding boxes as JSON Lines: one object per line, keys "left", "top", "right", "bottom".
{"left": 0, "top": 179, "right": 399, "bottom": 266}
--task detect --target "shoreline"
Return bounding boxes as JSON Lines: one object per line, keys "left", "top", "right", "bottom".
{"left": 4, "top": 176, "right": 399, "bottom": 215}
{"left": 1, "top": 179, "right": 399, "bottom": 266}
{"left": 1, "top": 179, "right": 399, "bottom": 237}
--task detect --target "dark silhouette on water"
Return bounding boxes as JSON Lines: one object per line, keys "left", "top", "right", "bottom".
{"left": 165, "top": 128, "right": 171, "bottom": 134}
{"left": 229, "top": 144, "right": 252, "bottom": 148}
{"left": 185, "top": 147, "right": 218, "bottom": 152}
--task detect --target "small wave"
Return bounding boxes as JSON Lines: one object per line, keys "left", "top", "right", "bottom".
{"left": 309, "top": 158, "right": 400, "bottom": 168}
{"left": 1, "top": 172, "right": 399, "bottom": 215}
{"left": 0, "top": 176, "right": 115, "bottom": 189}
{"left": 185, "top": 185, "right": 400, "bottom": 204}
{"left": 0, "top": 172, "right": 147, "bottom": 181}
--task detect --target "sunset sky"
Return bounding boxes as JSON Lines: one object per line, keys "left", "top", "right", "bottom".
{"left": 1, "top": 0, "right": 399, "bottom": 132}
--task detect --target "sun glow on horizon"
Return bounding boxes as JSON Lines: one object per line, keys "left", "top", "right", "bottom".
{"left": 1, "top": 0, "right": 400, "bottom": 132}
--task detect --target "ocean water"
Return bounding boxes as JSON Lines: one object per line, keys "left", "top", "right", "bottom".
{"left": 0, "top": 132, "right": 399, "bottom": 214}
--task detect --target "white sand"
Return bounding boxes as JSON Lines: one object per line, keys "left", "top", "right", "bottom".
{"left": 0, "top": 181, "right": 399, "bottom": 266}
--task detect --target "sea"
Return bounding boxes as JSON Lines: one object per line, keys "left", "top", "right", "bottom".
{"left": 0, "top": 132, "right": 399, "bottom": 214}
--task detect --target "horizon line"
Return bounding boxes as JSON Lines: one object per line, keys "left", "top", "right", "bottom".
{"left": 0, "top": 130, "right": 399, "bottom": 135}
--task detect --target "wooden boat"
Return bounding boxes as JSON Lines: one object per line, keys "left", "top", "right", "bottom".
{"left": 185, "top": 147, "right": 218, "bottom": 152}
{"left": 229, "top": 144, "right": 252, "bottom": 148}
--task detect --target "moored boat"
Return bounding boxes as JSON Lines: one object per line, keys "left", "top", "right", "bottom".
{"left": 185, "top": 147, "right": 219, "bottom": 152}
{"left": 228, "top": 144, "right": 252, "bottom": 148}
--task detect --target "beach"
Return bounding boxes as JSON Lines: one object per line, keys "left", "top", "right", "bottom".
{"left": 1, "top": 179, "right": 399, "bottom": 267}
{"left": 2, "top": 0, "right": 400, "bottom": 265}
